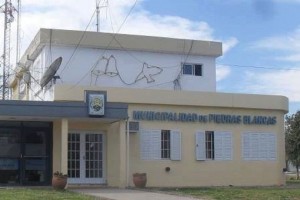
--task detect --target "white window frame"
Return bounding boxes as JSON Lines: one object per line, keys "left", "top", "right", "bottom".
{"left": 196, "top": 130, "right": 232, "bottom": 161}
{"left": 182, "top": 63, "right": 203, "bottom": 76}
{"left": 140, "top": 129, "right": 181, "bottom": 161}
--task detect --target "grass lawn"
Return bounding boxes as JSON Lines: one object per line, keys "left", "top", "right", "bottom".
{"left": 171, "top": 187, "right": 300, "bottom": 200}
{"left": 0, "top": 188, "right": 94, "bottom": 200}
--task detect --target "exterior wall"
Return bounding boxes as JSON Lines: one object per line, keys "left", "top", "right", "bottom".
{"left": 53, "top": 120, "right": 64, "bottom": 173}
{"left": 10, "top": 29, "right": 222, "bottom": 100}
{"left": 53, "top": 85, "right": 288, "bottom": 187}
{"left": 52, "top": 119, "right": 68, "bottom": 174}
{"left": 106, "top": 122, "right": 122, "bottom": 186}
{"left": 11, "top": 29, "right": 288, "bottom": 188}
{"left": 128, "top": 104, "right": 286, "bottom": 187}
{"left": 52, "top": 118, "right": 128, "bottom": 187}
{"left": 11, "top": 81, "right": 19, "bottom": 100}
{"left": 29, "top": 51, "right": 54, "bottom": 101}
{"left": 106, "top": 121, "right": 127, "bottom": 187}
{"left": 26, "top": 44, "right": 217, "bottom": 101}
{"left": 53, "top": 85, "right": 288, "bottom": 112}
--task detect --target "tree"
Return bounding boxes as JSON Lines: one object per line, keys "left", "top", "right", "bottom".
{"left": 285, "top": 110, "right": 300, "bottom": 179}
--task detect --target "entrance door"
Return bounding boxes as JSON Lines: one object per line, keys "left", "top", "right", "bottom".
{"left": 0, "top": 127, "right": 21, "bottom": 184}
{"left": 22, "top": 126, "right": 51, "bottom": 185}
{"left": 0, "top": 121, "right": 52, "bottom": 185}
{"left": 68, "top": 132, "right": 105, "bottom": 184}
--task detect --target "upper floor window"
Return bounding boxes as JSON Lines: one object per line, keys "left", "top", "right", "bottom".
{"left": 182, "top": 63, "right": 202, "bottom": 76}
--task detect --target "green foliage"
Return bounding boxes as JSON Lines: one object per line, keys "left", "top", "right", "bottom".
{"left": 289, "top": 176, "right": 296, "bottom": 180}
{"left": 173, "top": 187, "right": 300, "bottom": 200}
{"left": 285, "top": 110, "right": 300, "bottom": 179}
{"left": 53, "top": 171, "right": 68, "bottom": 178}
{"left": 0, "top": 188, "right": 94, "bottom": 200}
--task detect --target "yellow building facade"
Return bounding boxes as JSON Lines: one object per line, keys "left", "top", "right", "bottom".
{"left": 51, "top": 85, "right": 288, "bottom": 187}
{"left": 1, "top": 29, "right": 288, "bottom": 187}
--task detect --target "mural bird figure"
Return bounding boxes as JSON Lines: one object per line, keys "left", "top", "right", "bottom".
{"left": 135, "top": 62, "right": 163, "bottom": 83}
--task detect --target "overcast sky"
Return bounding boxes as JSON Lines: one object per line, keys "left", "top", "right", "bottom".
{"left": 1, "top": 0, "right": 300, "bottom": 114}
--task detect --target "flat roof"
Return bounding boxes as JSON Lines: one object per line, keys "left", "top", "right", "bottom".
{"left": 11, "top": 28, "right": 222, "bottom": 87}
{"left": 21, "top": 28, "right": 222, "bottom": 64}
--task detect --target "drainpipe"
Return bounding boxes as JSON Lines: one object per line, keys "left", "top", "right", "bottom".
{"left": 126, "top": 117, "right": 130, "bottom": 187}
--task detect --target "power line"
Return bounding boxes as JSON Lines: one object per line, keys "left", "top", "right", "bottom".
{"left": 68, "top": 0, "right": 138, "bottom": 90}
{"left": 59, "top": 8, "right": 97, "bottom": 75}
{"left": 218, "top": 63, "right": 300, "bottom": 71}
{"left": 173, "top": 40, "right": 194, "bottom": 90}
{"left": 144, "top": 80, "right": 174, "bottom": 89}
{"left": 6, "top": 59, "right": 46, "bottom": 100}
{"left": 107, "top": 1, "right": 115, "bottom": 33}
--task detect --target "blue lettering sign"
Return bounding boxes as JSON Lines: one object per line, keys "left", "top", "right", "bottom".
{"left": 132, "top": 111, "right": 276, "bottom": 125}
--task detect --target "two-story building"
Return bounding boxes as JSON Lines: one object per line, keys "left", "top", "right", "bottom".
{"left": 0, "top": 28, "right": 288, "bottom": 187}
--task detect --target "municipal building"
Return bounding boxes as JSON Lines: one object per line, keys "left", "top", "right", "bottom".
{"left": 0, "top": 29, "right": 288, "bottom": 187}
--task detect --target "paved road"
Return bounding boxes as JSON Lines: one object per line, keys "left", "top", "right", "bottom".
{"left": 72, "top": 188, "right": 200, "bottom": 200}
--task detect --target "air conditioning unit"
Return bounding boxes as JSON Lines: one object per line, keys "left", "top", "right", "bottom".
{"left": 129, "top": 121, "right": 140, "bottom": 133}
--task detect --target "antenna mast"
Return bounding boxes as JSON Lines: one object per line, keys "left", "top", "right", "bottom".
{"left": 0, "top": 0, "right": 17, "bottom": 100}
{"left": 96, "top": 0, "right": 100, "bottom": 32}
{"left": 96, "top": 0, "right": 108, "bottom": 32}
{"left": 16, "top": 0, "right": 21, "bottom": 63}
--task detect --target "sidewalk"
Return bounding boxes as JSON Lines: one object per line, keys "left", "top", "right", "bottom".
{"left": 72, "top": 188, "right": 199, "bottom": 200}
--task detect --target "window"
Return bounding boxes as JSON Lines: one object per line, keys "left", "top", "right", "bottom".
{"left": 182, "top": 64, "right": 202, "bottom": 76}
{"left": 140, "top": 129, "right": 181, "bottom": 160}
{"left": 161, "top": 130, "right": 171, "bottom": 159}
{"left": 205, "top": 131, "right": 214, "bottom": 159}
{"left": 196, "top": 131, "right": 232, "bottom": 161}
{"left": 242, "top": 132, "right": 276, "bottom": 160}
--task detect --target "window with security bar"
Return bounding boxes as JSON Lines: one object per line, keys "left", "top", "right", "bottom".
{"left": 140, "top": 129, "right": 181, "bottom": 161}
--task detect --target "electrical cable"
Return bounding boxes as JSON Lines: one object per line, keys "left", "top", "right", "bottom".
{"left": 28, "top": 84, "right": 44, "bottom": 101}
{"left": 218, "top": 63, "right": 300, "bottom": 71}
{"left": 59, "top": 8, "right": 98, "bottom": 75}
{"left": 173, "top": 40, "right": 194, "bottom": 90}
{"left": 68, "top": 0, "right": 138, "bottom": 90}
{"left": 7, "top": 63, "right": 44, "bottom": 100}
{"left": 108, "top": 1, "right": 115, "bottom": 33}
{"left": 48, "top": 29, "right": 53, "bottom": 65}
{"left": 144, "top": 80, "right": 174, "bottom": 88}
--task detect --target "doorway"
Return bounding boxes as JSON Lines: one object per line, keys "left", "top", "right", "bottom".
{"left": 0, "top": 121, "right": 52, "bottom": 185}
{"left": 68, "top": 132, "right": 105, "bottom": 184}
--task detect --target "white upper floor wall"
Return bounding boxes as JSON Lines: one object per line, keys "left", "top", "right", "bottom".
{"left": 11, "top": 29, "right": 222, "bottom": 101}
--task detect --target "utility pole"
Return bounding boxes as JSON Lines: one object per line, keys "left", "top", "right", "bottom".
{"left": 0, "top": 0, "right": 17, "bottom": 100}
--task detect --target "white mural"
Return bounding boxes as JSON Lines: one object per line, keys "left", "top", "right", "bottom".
{"left": 27, "top": 45, "right": 216, "bottom": 101}
{"left": 90, "top": 55, "right": 163, "bottom": 85}
{"left": 91, "top": 55, "right": 118, "bottom": 77}
{"left": 135, "top": 62, "right": 163, "bottom": 83}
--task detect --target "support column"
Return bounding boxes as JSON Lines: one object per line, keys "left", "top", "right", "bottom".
{"left": 61, "top": 118, "right": 68, "bottom": 174}
{"left": 119, "top": 120, "right": 127, "bottom": 188}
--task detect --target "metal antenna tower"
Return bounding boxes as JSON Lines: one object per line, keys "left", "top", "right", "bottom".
{"left": 96, "top": 0, "right": 108, "bottom": 32}
{"left": 0, "top": 0, "right": 17, "bottom": 100}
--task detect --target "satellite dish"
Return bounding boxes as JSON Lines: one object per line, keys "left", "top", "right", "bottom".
{"left": 40, "top": 57, "right": 62, "bottom": 88}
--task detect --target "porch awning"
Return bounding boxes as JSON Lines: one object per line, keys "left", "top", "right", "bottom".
{"left": 0, "top": 100, "right": 128, "bottom": 121}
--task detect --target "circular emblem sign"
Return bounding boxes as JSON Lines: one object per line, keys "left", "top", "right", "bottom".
{"left": 88, "top": 94, "right": 105, "bottom": 116}
{"left": 90, "top": 96, "right": 103, "bottom": 112}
